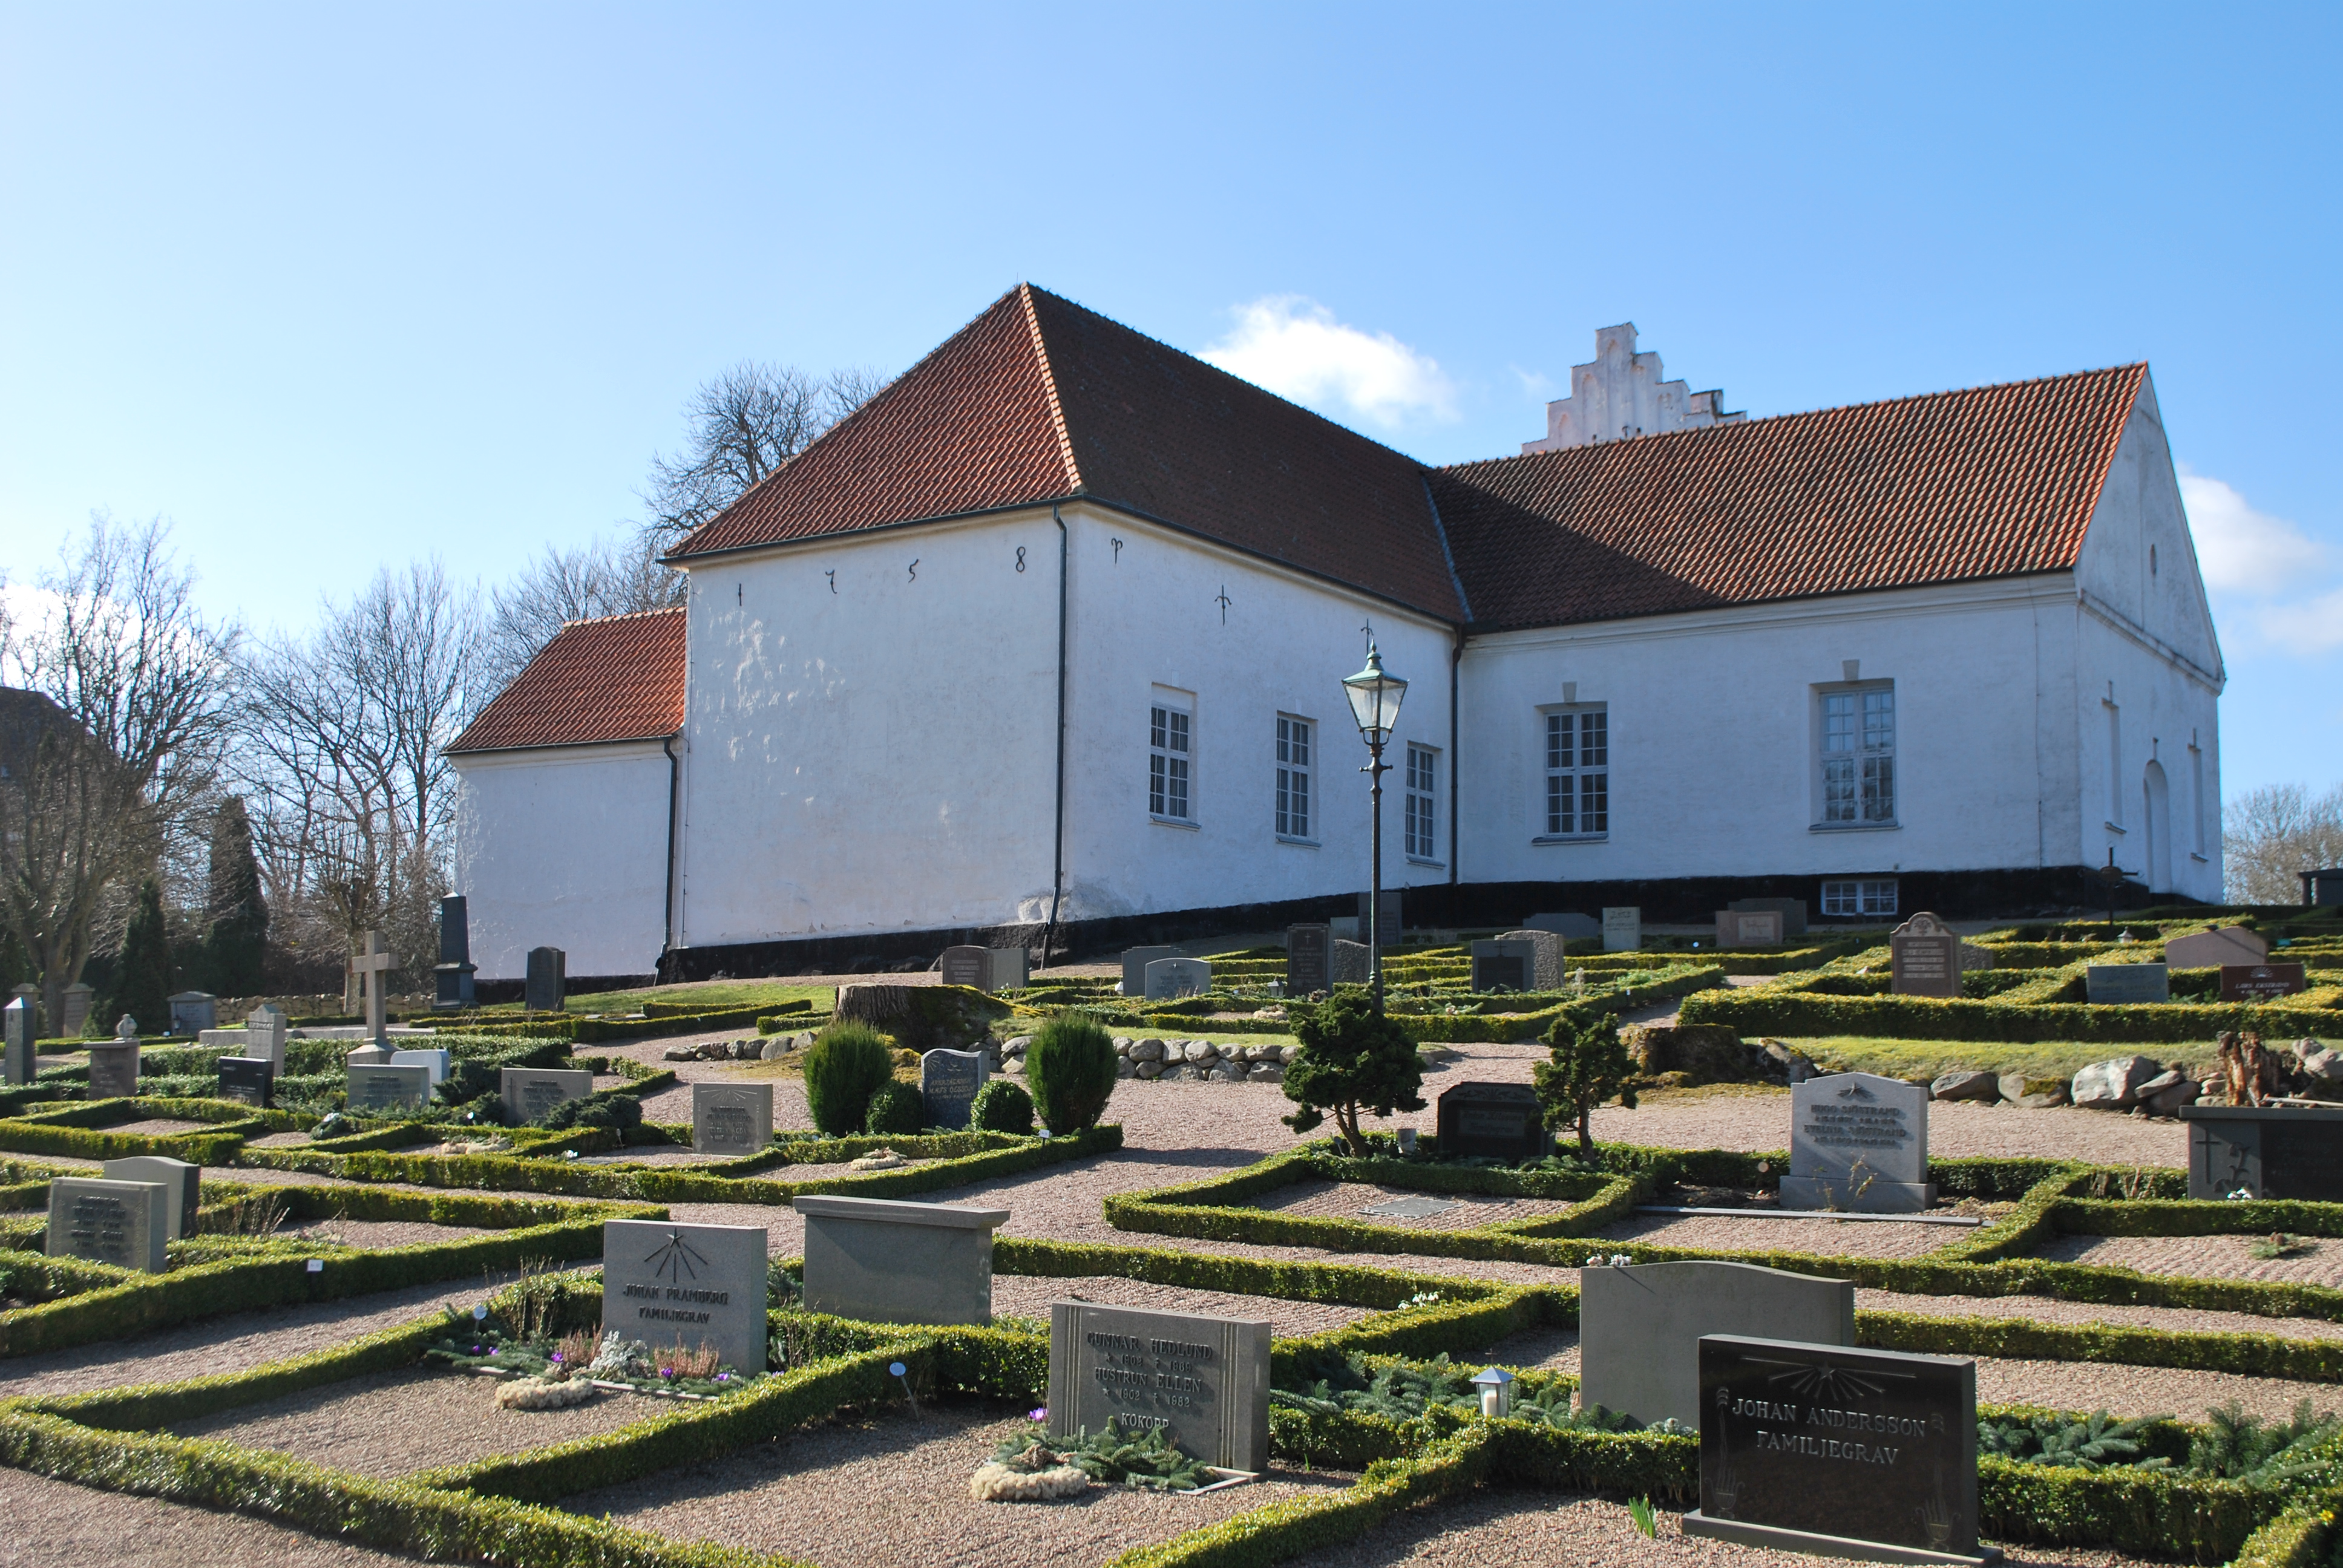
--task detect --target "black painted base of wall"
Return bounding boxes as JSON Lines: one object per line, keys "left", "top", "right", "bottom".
{"left": 470, "top": 973, "right": 655, "bottom": 1005}
{"left": 653, "top": 864, "right": 2200, "bottom": 982}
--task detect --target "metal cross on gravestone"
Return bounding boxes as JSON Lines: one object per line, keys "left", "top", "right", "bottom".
{"left": 353, "top": 930, "right": 395, "bottom": 1046}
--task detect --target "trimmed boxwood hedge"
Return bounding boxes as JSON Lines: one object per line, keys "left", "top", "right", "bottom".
{"left": 1681, "top": 973, "right": 2343, "bottom": 1044}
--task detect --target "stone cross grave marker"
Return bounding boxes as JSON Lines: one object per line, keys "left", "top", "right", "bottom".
{"left": 351, "top": 929, "right": 395, "bottom": 1045}
{"left": 500, "top": 1067, "right": 592, "bottom": 1125}
{"left": 1120, "top": 946, "right": 1179, "bottom": 997}
{"left": 1728, "top": 897, "right": 1808, "bottom": 936}
{"left": 1495, "top": 930, "right": 1566, "bottom": 990}
{"left": 2223, "top": 963, "right": 2308, "bottom": 1002}
{"left": 47, "top": 1176, "right": 167, "bottom": 1272}
{"left": 348, "top": 1063, "right": 430, "bottom": 1114}
{"left": 1578, "top": 1260, "right": 1855, "bottom": 1429}
{"left": 1778, "top": 1071, "right": 1933, "bottom": 1213}
{"left": 217, "top": 1056, "right": 273, "bottom": 1108}
{"left": 166, "top": 991, "right": 217, "bottom": 1036}
{"left": 60, "top": 981, "right": 93, "bottom": 1039}
{"left": 1685, "top": 1335, "right": 1986, "bottom": 1565}
{"left": 525, "top": 946, "right": 566, "bottom": 1014}
{"left": 2085, "top": 963, "right": 2170, "bottom": 1004}
{"left": 1469, "top": 938, "right": 1533, "bottom": 993}
{"left": 793, "top": 1194, "right": 1009, "bottom": 1325}
{"left": 4, "top": 996, "right": 31, "bottom": 1086}
{"left": 2166, "top": 925, "right": 2269, "bottom": 969}
{"left": 1714, "top": 909, "right": 1784, "bottom": 949}
{"left": 692, "top": 1082, "right": 774, "bottom": 1156}
{"left": 1285, "top": 924, "right": 1330, "bottom": 996}
{"left": 85, "top": 1037, "right": 139, "bottom": 1099}
{"left": 100, "top": 1155, "right": 198, "bottom": 1241}
{"left": 2183, "top": 1103, "right": 2343, "bottom": 1201}
{"left": 390, "top": 1048, "right": 451, "bottom": 1085}
{"left": 1143, "top": 958, "right": 1211, "bottom": 1001}
{"left": 1889, "top": 911, "right": 1962, "bottom": 998}
{"left": 1435, "top": 1081, "right": 1550, "bottom": 1161}
{"left": 1047, "top": 1301, "right": 1272, "bottom": 1472}
{"left": 1602, "top": 906, "right": 1642, "bottom": 952}
{"left": 921, "top": 1047, "right": 987, "bottom": 1129}
{"left": 602, "top": 1218, "right": 770, "bottom": 1375}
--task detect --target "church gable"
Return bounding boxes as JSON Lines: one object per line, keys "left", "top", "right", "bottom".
{"left": 2071, "top": 374, "right": 2223, "bottom": 684}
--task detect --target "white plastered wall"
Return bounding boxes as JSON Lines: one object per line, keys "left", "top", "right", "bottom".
{"left": 451, "top": 740, "right": 673, "bottom": 979}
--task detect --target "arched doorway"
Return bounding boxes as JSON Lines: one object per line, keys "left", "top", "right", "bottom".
{"left": 2143, "top": 760, "right": 2172, "bottom": 893}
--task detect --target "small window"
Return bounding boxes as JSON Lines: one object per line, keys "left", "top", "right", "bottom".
{"left": 1150, "top": 695, "right": 1193, "bottom": 822}
{"left": 1820, "top": 684, "right": 1895, "bottom": 825}
{"left": 1275, "top": 715, "right": 1312, "bottom": 838}
{"left": 1404, "top": 743, "right": 1438, "bottom": 860}
{"left": 1542, "top": 706, "right": 1608, "bottom": 837}
{"left": 1821, "top": 878, "right": 1899, "bottom": 917}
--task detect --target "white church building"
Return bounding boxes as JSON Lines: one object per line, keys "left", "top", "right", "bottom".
{"left": 448, "top": 286, "right": 2223, "bottom": 984}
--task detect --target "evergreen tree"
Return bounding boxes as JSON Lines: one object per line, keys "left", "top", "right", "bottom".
{"left": 102, "top": 878, "right": 173, "bottom": 1036}
{"left": 199, "top": 796, "right": 269, "bottom": 995}
{"left": 1533, "top": 1016, "right": 1639, "bottom": 1156}
{"left": 1280, "top": 990, "right": 1424, "bottom": 1154}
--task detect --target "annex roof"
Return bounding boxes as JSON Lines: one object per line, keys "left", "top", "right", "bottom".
{"left": 447, "top": 608, "right": 686, "bottom": 754}
{"left": 669, "top": 284, "right": 1467, "bottom": 621}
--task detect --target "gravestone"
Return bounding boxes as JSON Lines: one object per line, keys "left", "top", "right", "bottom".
{"left": 1047, "top": 1301, "right": 1272, "bottom": 1472}
{"left": 2165, "top": 924, "right": 2269, "bottom": 970}
{"left": 1119, "top": 946, "right": 1179, "bottom": 997}
{"left": 920, "top": 1047, "right": 988, "bottom": 1129}
{"left": 1330, "top": 939, "right": 1371, "bottom": 985}
{"left": 601, "top": 1218, "right": 770, "bottom": 1374}
{"left": 2223, "top": 964, "right": 2307, "bottom": 1002}
{"left": 1728, "top": 897, "right": 1808, "bottom": 938}
{"left": 1578, "top": 1261, "right": 1855, "bottom": 1429}
{"left": 1524, "top": 912, "right": 1601, "bottom": 941}
{"left": 1778, "top": 1071, "right": 1933, "bottom": 1213}
{"left": 1495, "top": 929, "right": 1567, "bottom": 990}
{"left": 217, "top": 1056, "right": 274, "bottom": 1108}
{"left": 524, "top": 947, "right": 566, "bottom": 1014}
{"left": 793, "top": 1194, "right": 1009, "bottom": 1325}
{"left": 2183, "top": 1103, "right": 2343, "bottom": 1201}
{"left": 390, "top": 1047, "right": 451, "bottom": 1085}
{"left": 100, "top": 1155, "right": 198, "bottom": 1240}
{"left": 352, "top": 929, "right": 394, "bottom": 1045}
{"left": 1329, "top": 916, "right": 1361, "bottom": 941}
{"left": 1469, "top": 938, "right": 1534, "bottom": 993}
{"left": 7, "top": 984, "right": 39, "bottom": 1039}
{"left": 985, "top": 947, "right": 1031, "bottom": 990}
{"left": 47, "top": 1176, "right": 168, "bottom": 1272}
{"left": 1360, "top": 1194, "right": 1459, "bottom": 1218}
{"left": 1357, "top": 887, "right": 1402, "bottom": 939}
{"left": 939, "top": 946, "right": 994, "bottom": 990}
{"left": 434, "top": 893, "right": 477, "bottom": 1010}
{"left": 499, "top": 1066, "right": 592, "bottom": 1124}
{"left": 1435, "top": 1081, "right": 1551, "bottom": 1161}
{"left": 348, "top": 1063, "right": 430, "bottom": 1113}
{"left": 166, "top": 991, "right": 217, "bottom": 1036}
{"left": 1714, "top": 909, "right": 1783, "bottom": 949}
{"left": 692, "top": 1082, "right": 774, "bottom": 1155}
{"left": 61, "top": 981, "right": 94, "bottom": 1039}
{"left": 1143, "top": 958, "right": 1211, "bottom": 1000}
{"left": 1889, "top": 911, "right": 1962, "bottom": 998}
{"left": 246, "top": 1005, "right": 289, "bottom": 1072}
{"left": 345, "top": 1041, "right": 395, "bottom": 1066}
{"left": 1286, "top": 924, "right": 1331, "bottom": 995}
{"left": 2085, "top": 963, "right": 2170, "bottom": 1004}
{"left": 4, "top": 996, "right": 31, "bottom": 1085}
{"left": 85, "top": 1039, "right": 139, "bottom": 1099}
{"left": 1685, "top": 1335, "right": 1985, "bottom": 1564}
{"left": 1602, "top": 906, "right": 1642, "bottom": 952}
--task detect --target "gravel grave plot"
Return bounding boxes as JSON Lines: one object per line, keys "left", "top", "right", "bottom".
{"left": 1590, "top": 1210, "right": 1974, "bottom": 1260}
{"left": 169, "top": 1364, "right": 663, "bottom": 1478}
{"left": 989, "top": 1275, "right": 1375, "bottom": 1337}
{"left": 1855, "top": 1287, "right": 2343, "bottom": 1342}
{"left": 1587, "top": 1089, "right": 2189, "bottom": 1168}
{"left": 103, "top": 1117, "right": 213, "bottom": 1137}
{"left": 246, "top": 1131, "right": 312, "bottom": 1148}
{"left": 568, "top": 1145, "right": 737, "bottom": 1166}
{"left": 275, "top": 1218, "right": 494, "bottom": 1249}
{"left": 0, "top": 1466, "right": 429, "bottom": 1567}
{"left": 2033, "top": 1232, "right": 2343, "bottom": 1289}
{"left": 1974, "top": 1354, "right": 2343, "bottom": 1422}
{"left": 562, "top": 1401, "right": 1352, "bottom": 1568}
{"left": 1286, "top": 1490, "right": 2167, "bottom": 1568}
{"left": 1248, "top": 1179, "right": 1584, "bottom": 1232}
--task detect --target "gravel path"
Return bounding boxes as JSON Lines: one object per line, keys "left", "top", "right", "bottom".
{"left": 562, "top": 1402, "right": 1351, "bottom": 1568}
{"left": 277, "top": 1219, "right": 493, "bottom": 1249}
{"left": 106, "top": 1118, "right": 211, "bottom": 1137}
{"left": 989, "top": 1276, "right": 1375, "bottom": 1338}
{"left": 2034, "top": 1232, "right": 2343, "bottom": 1289}
{"left": 0, "top": 1468, "right": 426, "bottom": 1566}
{"left": 1587, "top": 1087, "right": 2189, "bottom": 1168}
{"left": 1852, "top": 1287, "right": 2343, "bottom": 1343}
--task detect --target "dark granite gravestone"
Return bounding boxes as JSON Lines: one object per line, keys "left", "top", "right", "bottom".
{"left": 3, "top": 996, "right": 31, "bottom": 1085}
{"left": 2221, "top": 964, "right": 2307, "bottom": 1002}
{"left": 692, "top": 1082, "right": 775, "bottom": 1155}
{"left": 1728, "top": 898, "right": 1808, "bottom": 938}
{"left": 1889, "top": 912, "right": 1963, "bottom": 998}
{"left": 1685, "top": 1334, "right": 1989, "bottom": 1566}
{"left": 217, "top": 1055, "right": 273, "bottom": 1108}
{"left": 1357, "top": 887, "right": 1402, "bottom": 939}
{"left": 1469, "top": 939, "right": 1532, "bottom": 993}
{"left": 939, "top": 946, "right": 992, "bottom": 990}
{"left": 1435, "top": 1081, "right": 1551, "bottom": 1161}
{"left": 349, "top": 1063, "right": 431, "bottom": 1113}
{"left": 2183, "top": 1103, "right": 2343, "bottom": 1201}
{"left": 434, "top": 895, "right": 477, "bottom": 1010}
{"left": 1047, "top": 1301, "right": 1273, "bottom": 1472}
{"left": 166, "top": 991, "right": 217, "bottom": 1036}
{"left": 1715, "top": 909, "right": 1784, "bottom": 949}
{"left": 2085, "top": 964, "right": 2169, "bottom": 1004}
{"left": 1286, "top": 924, "right": 1330, "bottom": 995}
{"left": 525, "top": 946, "right": 566, "bottom": 1014}
{"left": 7, "top": 985, "right": 39, "bottom": 1040}
{"left": 920, "top": 1047, "right": 988, "bottom": 1129}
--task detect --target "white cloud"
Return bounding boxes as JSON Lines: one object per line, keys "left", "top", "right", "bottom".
{"left": 1510, "top": 365, "right": 1559, "bottom": 402}
{"left": 2179, "top": 467, "right": 2328, "bottom": 593}
{"left": 2258, "top": 586, "right": 2343, "bottom": 655}
{"left": 1202, "top": 296, "right": 1458, "bottom": 430}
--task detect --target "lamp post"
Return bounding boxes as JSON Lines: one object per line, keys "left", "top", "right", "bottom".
{"left": 1342, "top": 641, "right": 1408, "bottom": 1012}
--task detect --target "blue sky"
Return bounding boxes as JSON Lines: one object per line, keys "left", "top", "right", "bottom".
{"left": 2, "top": 3, "right": 2338, "bottom": 795}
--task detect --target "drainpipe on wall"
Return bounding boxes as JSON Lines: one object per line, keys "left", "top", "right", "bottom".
{"left": 1449, "top": 629, "right": 1464, "bottom": 890}
{"left": 660, "top": 731, "right": 681, "bottom": 981}
{"left": 1040, "top": 505, "right": 1070, "bottom": 965}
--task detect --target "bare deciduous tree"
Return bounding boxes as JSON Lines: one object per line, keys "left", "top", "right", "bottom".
{"left": 640, "top": 363, "right": 891, "bottom": 550}
{"left": 2224, "top": 782, "right": 2343, "bottom": 904}
{"left": 479, "top": 533, "right": 682, "bottom": 698}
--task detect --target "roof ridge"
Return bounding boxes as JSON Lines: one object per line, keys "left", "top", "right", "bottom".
{"left": 1018, "top": 283, "right": 1083, "bottom": 493}
{"left": 557, "top": 605, "right": 686, "bottom": 630}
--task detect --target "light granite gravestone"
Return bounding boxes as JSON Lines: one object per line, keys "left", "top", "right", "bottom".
{"left": 1048, "top": 1301, "right": 1273, "bottom": 1472}
{"left": 166, "top": 991, "right": 217, "bottom": 1036}
{"left": 525, "top": 946, "right": 566, "bottom": 1014}
{"left": 1435, "top": 1081, "right": 1551, "bottom": 1161}
{"left": 1469, "top": 938, "right": 1534, "bottom": 993}
{"left": 47, "top": 1175, "right": 168, "bottom": 1272}
{"left": 2183, "top": 1103, "right": 2343, "bottom": 1201}
{"left": 500, "top": 1066, "right": 592, "bottom": 1123}
{"left": 692, "top": 1082, "right": 775, "bottom": 1155}
{"left": 1602, "top": 906, "right": 1642, "bottom": 953}
{"left": 1330, "top": 939, "right": 1371, "bottom": 985}
{"left": 2086, "top": 963, "right": 2170, "bottom": 1004}
{"left": 921, "top": 1047, "right": 987, "bottom": 1129}
{"left": 1495, "top": 930, "right": 1567, "bottom": 990}
{"left": 1119, "top": 946, "right": 1179, "bottom": 998}
{"left": 1525, "top": 912, "right": 1601, "bottom": 941}
{"left": 1727, "top": 897, "right": 1808, "bottom": 937}
{"left": 1778, "top": 1071, "right": 1933, "bottom": 1212}
{"left": 1889, "top": 911, "right": 1962, "bottom": 998}
{"left": 1685, "top": 1335, "right": 1985, "bottom": 1565}
{"left": 217, "top": 1056, "right": 273, "bottom": 1108}
{"left": 60, "top": 981, "right": 93, "bottom": 1039}
{"left": 390, "top": 1047, "right": 451, "bottom": 1085}
{"left": 207, "top": 1004, "right": 290, "bottom": 1071}
{"left": 601, "top": 1218, "right": 770, "bottom": 1374}
{"left": 3, "top": 996, "right": 31, "bottom": 1085}
{"left": 352, "top": 929, "right": 395, "bottom": 1045}
{"left": 100, "top": 1155, "right": 198, "bottom": 1240}
{"left": 348, "top": 1063, "right": 430, "bottom": 1113}
{"left": 2166, "top": 925, "right": 2269, "bottom": 970}
{"left": 345, "top": 1041, "right": 395, "bottom": 1066}
{"left": 85, "top": 1039, "right": 139, "bottom": 1099}
{"left": 793, "top": 1194, "right": 1009, "bottom": 1325}
{"left": 1286, "top": 924, "right": 1331, "bottom": 995}
{"left": 8, "top": 984, "right": 40, "bottom": 1039}
{"left": 1714, "top": 909, "right": 1783, "bottom": 949}
{"left": 2223, "top": 963, "right": 2308, "bottom": 1002}
{"left": 1143, "top": 958, "right": 1211, "bottom": 1000}
{"left": 1578, "top": 1260, "right": 1855, "bottom": 1429}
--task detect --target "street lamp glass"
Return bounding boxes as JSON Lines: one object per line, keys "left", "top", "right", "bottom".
{"left": 1342, "top": 642, "right": 1408, "bottom": 743}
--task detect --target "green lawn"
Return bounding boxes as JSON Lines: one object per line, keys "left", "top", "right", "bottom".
{"left": 1786, "top": 1035, "right": 2203, "bottom": 1083}
{"left": 561, "top": 978, "right": 838, "bottom": 1016}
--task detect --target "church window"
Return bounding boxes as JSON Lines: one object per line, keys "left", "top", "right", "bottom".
{"left": 1405, "top": 743, "right": 1439, "bottom": 860}
{"left": 1821, "top": 878, "right": 1898, "bottom": 917}
{"left": 1276, "top": 716, "right": 1312, "bottom": 839}
{"left": 1150, "top": 696, "right": 1193, "bottom": 822}
{"left": 1541, "top": 707, "right": 1608, "bottom": 837}
{"left": 1820, "top": 685, "right": 1895, "bottom": 825}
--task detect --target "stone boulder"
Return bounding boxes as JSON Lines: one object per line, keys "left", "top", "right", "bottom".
{"left": 1129, "top": 1038, "right": 1165, "bottom": 1062}
{"left": 1628, "top": 1024, "right": 1746, "bottom": 1079}
{"left": 2140, "top": 1074, "right": 2202, "bottom": 1116}
{"left": 1930, "top": 1070, "right": 2001, "bottom": 1103}
{"left": 2070, "top": 1055, "right": 2165, "bottom": 1111}
{"left": 1757, "top": 1039, "right": 1818, "bottom": 1083}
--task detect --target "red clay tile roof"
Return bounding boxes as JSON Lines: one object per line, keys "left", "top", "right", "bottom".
{"left": 1432, "top": 363, "right": 2148, "bottom": 631}
{"left": 447, "top": 608, "right": 685, "bottom": 753}
{"left": 670, "top": 285, "right": 1466, "bottom": 621}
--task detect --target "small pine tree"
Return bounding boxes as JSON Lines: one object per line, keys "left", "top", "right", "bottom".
{"left": 1280, "top": 990, "right": 1423, "bottom": 1155}
{"left": 1533, "top": 1015, "right": 1639, "bottom": 1156}
{"left": 199, "top": 796, "right": 269, "bottom": 995}
{"left": 1024, "top": 1013, "right": 1118, "bottom": 1134}
{"left": 103, "top": 877, "right": 174, "bottom": 1037}
{"left": 802, "top": 1022, "right": 896, "bottom": 1136}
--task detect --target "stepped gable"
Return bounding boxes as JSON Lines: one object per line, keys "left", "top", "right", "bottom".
{"left": 669, "top": 284, "right": 1464, "bottom": 621}
{"left": 447, "top": 608, "right": 686, "bottom": 753}
{"left": 1432, "top": 362, "right": 2149, "bottom": 632}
